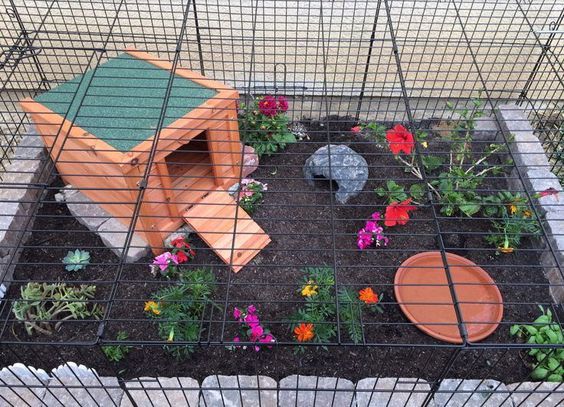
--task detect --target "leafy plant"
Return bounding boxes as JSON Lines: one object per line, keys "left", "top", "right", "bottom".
{"left": 12, "top": 282, "right": 103, "bottom": 335}
{"left": 290, "top": 267, "right": 337, "bottom": 349}
{"left": 375, "top": 180, "right": 424, "bottom": 204}
{"left": 337, "top": 287, "right": 383, "bottom": 344}
{"left": 62, "top": 249, "right": 90, "bottom": 272}
{"left": 239, "top": 95, "right": 296, "bottom": 156}
{"left": 510, "top": 306, "right": 564, "bottom": 382}
{"left": 238, "top": 179, "right": 267, "bottom": 214}
{"left": 145, "top": 268, "right": 218, "bottom": 359}
{"left": 102, "top": 331, "right": 131, "bottom": 362}
{"left": 230, "top": 305, "right": 275, "bottom": 351}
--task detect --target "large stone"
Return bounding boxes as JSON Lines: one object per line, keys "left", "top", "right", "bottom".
{"left": 304, "top": 144, "right": 368, "bottom": 204}
{"left": 279, "top": 375, "right": 354, "bottom": 407}
{"left": 506, "top": 382, "right": 563, "bottom": 406}
{"left": 435, "top": 379, "right": 513, "bottom": 407}
{"left": 63, "top": 189, "right": 111, "bottom": 230}
{"left": 200, "top": 375, "right": 277, "bottom": 406}
{"left": 355, "top": 377, "right": 433, "bottom": 407}
{"left": 242, "top": 145, "right": 259, "bottom": 178}
{"left": 97, "top": 217, "right": 151, "bottom": 262}
{"left": 44, "top": 362, "right": 122, "bottom": 407}
{"left": 0, "top": 363, "right": 50, "bottom": 407}
{"left": 474, "top": 116, "right": 501, "bottom": 143}
{"left": 120, "top": 377, "right": 199, "bottom": 407}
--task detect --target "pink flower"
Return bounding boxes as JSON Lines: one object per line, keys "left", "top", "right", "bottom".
{"left": 247, "top": 304, "right": 257, "bottom": 315}
{"left": 233, "top": 307, "right": 242, "bottom": 320}
{"left": 244, "top": 313, "right": 260, "bottom": 328}
{"left": 351, "top": 126, "right": 361, "bottom": 133}
{"left": 365, "top": 220, "right": 380, "bottom": 234}
{"left": 152, "top": 252, "right": 178, "bottom": 272}
{"left": 250, "top": 324, "right": 264, "bottom": 340}
{"left": 539, "top": 187, "right": 559, "bottom": 198}
{"left": 233, "top": 336, "right": 240, "bottom": 343}
{"left": 357, "top": 228, "right": 373, "bottom": 250}
{"left": 371, "top": 212, "right": 381, "bottom": 220}
{"left": 277, "top": 96, "right": 289, "bottom": 112}
{"left": 258, "top": 96, "right": 278, "bottom": 117}
{"left": 259, "top": 334, "right": 275, "bottom": 344}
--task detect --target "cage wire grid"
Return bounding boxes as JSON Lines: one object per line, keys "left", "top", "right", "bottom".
{"left": 0, "top": 0, "right": 563, "bottom": 404}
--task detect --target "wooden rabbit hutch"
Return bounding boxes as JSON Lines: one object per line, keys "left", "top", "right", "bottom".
{"left": 20, "top": 49, "right": 270, "bottom": 272}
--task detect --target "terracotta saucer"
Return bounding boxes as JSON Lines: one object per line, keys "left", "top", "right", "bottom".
{"left": 394, "top": 251, "right": 503, "bottom": 344}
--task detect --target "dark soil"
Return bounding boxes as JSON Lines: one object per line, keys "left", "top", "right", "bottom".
{"left": 0, "top": 117, "right": 552, "bottom": 383}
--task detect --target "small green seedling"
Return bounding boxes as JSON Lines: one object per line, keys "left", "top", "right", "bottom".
{"left": 102, "top": 331, "right": 131, "bottom": 363}
{"left": 510, "top": 306, "right": 564, "bottom": 382}
{"left": 63, "top": 249, "right": 91, "bottom": 271}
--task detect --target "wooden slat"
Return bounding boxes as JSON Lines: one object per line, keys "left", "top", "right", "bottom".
{"left": 183, "top": 188, "right": 270, "bottom": 272}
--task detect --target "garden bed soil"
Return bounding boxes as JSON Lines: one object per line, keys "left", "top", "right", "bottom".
{"left": 0, "top": 117, "right": 551, "bottom": 383}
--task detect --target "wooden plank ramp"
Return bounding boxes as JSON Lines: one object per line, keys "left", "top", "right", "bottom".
{"left": 183, "top": 187, "right": 271, "bottom": 272}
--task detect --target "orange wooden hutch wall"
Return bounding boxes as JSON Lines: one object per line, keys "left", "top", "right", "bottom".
{"left": 20, "top": 49, "right": 243, "bottom": 253}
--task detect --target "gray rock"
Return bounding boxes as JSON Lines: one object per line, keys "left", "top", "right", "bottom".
{"left": 435, "top": 379, "right": 513, "bottom": 407}
{"left": 0, "top": 363, "right": 50, "bottom": 407}
{"left": 97, "top": 217, "right": 151, "bottom": 262}
{"left": 65, "top": 189, "right": 111, "bottom": 230}
{"left": 163, "top": 224, "right": 194, "bottom": 248}
{"left": 120, "top": 377, "right": 199, "bottom": 407}
{"left": 474, "top": 116, "right": 501, "bottom": 143}
{"left": 200, "top": 375, "right": 277, "bottom": 406}
{"left": 228, "top": 182, "right": 240, "bottom": 195}
{"left": 304, "top": 144, "right": 368, "bottom": 204}
{"left": 356, "top": 377, "right": 433, "bottom": 406}
{"left": 279, "top": 375, "right": 354, "bottom": 407}
{"left": 507, "top": 382, "right": 563, "bottom": 406}
{"left": 44, "top": 362, "right": 123, "bottom": 407}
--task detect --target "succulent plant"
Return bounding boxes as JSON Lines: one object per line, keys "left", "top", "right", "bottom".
{"left": 62, "top": 249, "right": 91, "bottom": 271}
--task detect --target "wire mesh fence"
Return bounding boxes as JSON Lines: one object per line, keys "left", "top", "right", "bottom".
{"left": 0, "top": 0, "right": 563, "bottom": 406}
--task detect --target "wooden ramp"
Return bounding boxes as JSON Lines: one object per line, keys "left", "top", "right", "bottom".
{"left": 183, "top": 187, "right": 271, "bottom": 272}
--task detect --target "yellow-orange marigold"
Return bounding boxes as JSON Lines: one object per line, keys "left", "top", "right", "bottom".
{"left": 294, "top": 323, "right": 315, "bottom": 342}
{"left": 144, "top": 300, "right": 161, "bottom": 315}
{"left": 359, "top": 287, "right": 379, "bottom": 304}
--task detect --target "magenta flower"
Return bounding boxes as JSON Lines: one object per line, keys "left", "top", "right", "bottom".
{"left": 277, "top": 96, "right": 289, "bottom": 113}
{"left": 357, "top": 228, "right": 373, "bottom": 250}
{"left": 357, "top": 211, "right": 389, "bottom": 250}
{"left": 152, "top": 252, "right": 178, "bottom": 272}
{"left": 244, "top": 313, "right": 260, "bottom": 328}
{"left": 250, "top": 324, "right": 264, "bottom": 340}
{"left": 233, "top": 307, "right": 242, "bottom": 320}
{"left": 258, "top": 96, "right": 278, "bottom": 117}
{"left": 247, "top": 304, "right": 257, "bottom": 315}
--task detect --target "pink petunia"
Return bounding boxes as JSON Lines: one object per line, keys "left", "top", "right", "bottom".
{"left": 233, "top": 307, "right": 242, "bottom": 320}
{"left": 152, "top": 252, "right": 178, "bottom": 272}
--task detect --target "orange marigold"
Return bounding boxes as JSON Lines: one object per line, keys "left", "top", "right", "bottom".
{"left": 294, "top": 323, "right": 315, "bottom": 342}
{"left": 359, "top": 287, "right": 379, "bottom": 304}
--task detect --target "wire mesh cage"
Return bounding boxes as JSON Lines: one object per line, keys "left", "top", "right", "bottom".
{"left": 0, "top": 0, "right": 563, "bottom": 406}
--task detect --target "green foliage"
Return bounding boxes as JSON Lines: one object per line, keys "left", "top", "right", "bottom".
{"left": 239, "top": 180, "right": 267, "bottom": 214}
{"left": 362, "top": 122, "right": 387, "bottom": 142}
{"left": 432, "top": 169, "right": 483, "bottom": 217}
{"left": 12, "top": 282, "right": 103, "bottom": 335}
{"left": 291, "top": 267, "right": 337, "bottom": 349}
{"left": 421, "top": 155, "right": 443, "bottom": 172}
{"left": 375, "top": 180, "right": 424, "bottom": 204}
{"left": 238, "top": 99, "right": 296, "bottom": 157}
{"left": 336, "top": 288, "right": 383, "bottom": 344}
{"left": 62, "top": 249, "right": 90, "bottom": 272}
{"left": 510, "top": 306, "right": 564, "bottom": 382}
{"left": 102, "top": 331, "right": 131, "bottom": 362}
{"left": 146, "top": 268, "right": 217, "bottom": 359}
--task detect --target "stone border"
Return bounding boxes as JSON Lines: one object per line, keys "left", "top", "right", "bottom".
{"left": 0, "top": 127, "right": 50, "bottom": 290}
{"left": 1, "top": 364, "right": 563, "bottom": 406}
{"left": 494, "top": 104, "right": 564, "bottom": 303}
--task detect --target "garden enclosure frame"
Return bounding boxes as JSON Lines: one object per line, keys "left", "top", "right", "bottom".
{"left": 0, "top": 0, "right": 564, "bottom": 405}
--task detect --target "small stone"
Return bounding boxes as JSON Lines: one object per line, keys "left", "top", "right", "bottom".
{"left": 435, "top": 379, "right": 512, "bottom": 407}
{"left": 304, "top": 144, "right": 368, "bottom": 204}
{"left": 507, "top": 382, "right": 563, "bottom": 406}
{"left": 0, "top": 363, "right": 49, "bottom": 407}
{"left": 242, "top": 145, "right": 259, "bottom": 178}
{"left": 97, "top": 218, "right": 150, "bottom": 262}
{"left": 356, "top": 377, "right": 432, "bottom": 407}
{"left": 279, "top": 375, "right": 354, "bottom": 407}
{"left": 44, "top": 362, "right": 122, "bottom": 407}
{"left": 201, "top": 375, "right": 277, "bottom": 406}
{"left": 289, "top": 121, "right": 309, "bottom": 140}
{"left": 474, "top": 116, "right": 500, "bottom": 142}
{"left": 228, "top": 182, "right": 240, "bottom": 195}
{"left": 163, "top": 224, "right": 194, "bottom": 248}
{"left": 121, "top": 377, "right": 199, "bottom": 407}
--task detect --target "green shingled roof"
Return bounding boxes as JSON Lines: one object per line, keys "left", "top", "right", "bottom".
{"left": 35, "top": 53, "right": 218, "bottom": 152}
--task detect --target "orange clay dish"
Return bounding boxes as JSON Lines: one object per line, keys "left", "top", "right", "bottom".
{"left": 394, "top": 251, "right": 503, "bottom": 344}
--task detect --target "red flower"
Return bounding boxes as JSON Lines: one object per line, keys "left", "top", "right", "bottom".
{"left": 258, "top": 96, "right": 278, "bottom": 117}
{"left": 384, "top": 198, "right": 417, "bottom": 227}
{"left": 351, "top": 126, "right": 361, "bottom": 133}
{"left": 176, "top": 250, "right": 188, "bottom": 263}
{"left": 539, "top": 187, "right": 559, "bottom": 198}
{"left": 170, "top": 236, "right": 187, "bottom": 249}
{"left": 359, "top": 287, "right": 379, "bottom": 304}
{"left": 277, "top": 96, "right": 289, "bottom": 113}
{"left": 386, "top": 124, "right": 415, "bottom": 155}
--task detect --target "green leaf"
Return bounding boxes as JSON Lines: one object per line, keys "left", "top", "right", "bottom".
{"left": 409, "top": 184, "right": 424, "bottom": 200}
{"left": 524, "top": 325, "right": 538, "bottom": 336}
{"left": 547, "top": 374, "right": 563, "bottom": 382}
{"left": 531, "top": 367, "right": 549, "bottom": 380}
{"left": 421, "top": 155, "right": 443, "bottom": 172}
{"left": 510, "top": 325, "right": 520, "bottom": 336}
{"left": 459, "top": 203, "right": 481, "bottom": 217}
